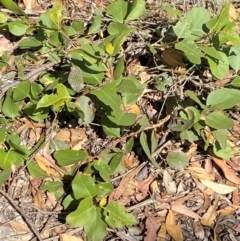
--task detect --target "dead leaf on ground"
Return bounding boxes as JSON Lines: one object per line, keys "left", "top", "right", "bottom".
{"left": 166, "top": 210, "right": 183, "bottom": 241}
{"left": 59, "top": 234, "right": 84, "bottom": 241}
{"left": 35, "top": 155, "right": 59, "bottom": 177}
{"left": 187, "top": 167, "right": 215, "bottom": 181}
{"left": 211, "top": 155, "right": 240, "bottom": 184}
{"left": 201, "top": 195, "right": 220, "bottom": 227}
{"left": 157, "top": 223, "right": 167, "bottom": 241}
{"left": 161, "top": 48, "right": 185, "bottom": 68}
{"left": 171, "top": 204, "right": 201, "bottom": 219}
{"left": 193, "top": 220, "right": 205, "bottom": 240}
{"left": 9, "top": 220, "right": 31, "bottom": 233}
{"left": 163, "top": 170, "right": 176, "bottom": 195}
{"left": 144, "top": 215, "right": 159, "bottom": 241}
{"left": 137, "top": 175, "right": 154, "bottom": 201}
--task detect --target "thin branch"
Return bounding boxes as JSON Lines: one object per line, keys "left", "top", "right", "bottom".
{"left": 0, "top": 190, "right": 43, "bottom": 241}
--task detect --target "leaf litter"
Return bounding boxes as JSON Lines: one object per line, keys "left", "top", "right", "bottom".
{"left": 0, "top": 0, "right": 240, "bottom": 241}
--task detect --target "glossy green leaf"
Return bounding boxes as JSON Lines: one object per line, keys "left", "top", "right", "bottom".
{"left": 0, "top": 169, "right": 11, "bottom": 188}
{"left": 91, "top": 160, "right": 112, "bottom": 181}
{"left": 54, "top": 149, "right": 88, "bottom": 166}
{"left": 101, "top": 118, "right": 120, "bottom": 137}
{"left": 88, "top": 15, "right": 102, "bottom": 34}
{"left": 68, "top": 66, "right": 85, "bottom": 92}
{"left": 0, "top": 127, "right": 6, "bottom": 143}
{"left": 107, "top": 0, "right": 128, "bottom": 23}
{"left": 84, "top": 207, "right": 107, "bottom": 241}
{"left": 72, "top": 174, "right": 99, "bottom": 199}
{"left": 2, "top": 88, "right": 19, "bottom": 118}
{"left": 97, "top": 182, "right": 114, "bottom": 197}
{"left": 213, "top": 141, "right": 231, "bottom": 160}
{"left": 48, "top": 1, "right": 65, "bottom": 27}
{"left": 199, "top": 46, "right": 223, "bottom": 60}
{"left": 18, "top": 37, "right": 42, "bottom": 49}
{"left": 185, "top": 90, "right": 206, "bottom": 109}
{"left": 104, "top": 202, "right": 137, "bottom": 228}
{"left": 114, "top": 56, "right": 124, "bottom": 80}
{"left": 175, "top": 40, "right": 203, "bottom": 64}
{"left": 13, "top": 80, "right": 31, "bottom": 101}
{"left": 205, "top": 112, "right": 234, "bottom": 129}
{"left": 212, "top": 129, "right": 227, "bottom": 149}
{"left": 27, "top": 162, "right": 48, "bottom": 178}
{"left": 37, "top": 83, "right": 70, "bottom": 109}
{"left": 8, "top": 21, "right": 29, "bottom": 36}
{"left": 207, "top": 53, "right": 229, "bottom": 80}
{"left": 110, "top": 152, "right": 124, "bottom": 173}
{"left": 107, "top": 22, "right": 128, "bottom": 35}
{"left": 140, "top": 132, "right": 159, "bottom": 168}
{"left": 42, "top": 181, "right": 62, "bottom": 193}
{"left": 0, "top": 149, "right": 16, "bottom": 169}
{"left": 66, "top": 198, "right": 96, "bottom": 227}
{"left": 0, "top": 0, "right": 28, "bottom": 17}
{"left": 126, "top": 0, "right": 145, "bottom": 21}
{"left": 231, "top": 76, "right": 240, "bottom": 87}
{"left": 166, "top": 151, "right": 189, "bottom": 169}
{"left": 206, "top": 88, "right": 240, "bottom": 109}
{"left": 0, "top": 12, "right": 9, "bottom": 23}
{"left": 108, "top": 112, "right": 136, "bottom": 126}
{"left": 125, "top": 137, "right": 134, "bottom": 153}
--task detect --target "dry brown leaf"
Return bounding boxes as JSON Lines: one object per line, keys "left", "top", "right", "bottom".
{"left": 157, "top": 223, "right": 167, "bottom": 241}
{"left": 201, "top": 195, "right": 220, "bottom": 227}
{"left": 33, "top": 189, "right": 45, "bottom": 209}
{"left": 232, "top": 188, "right": 239, "bottom": 205}
{"left": 171, "top": 204, "right": 201, "bottom": 219}
{"left": 161, "top": 48, "right": 185, "bottom": 68}
{"left": 212, "top": 156, "right": 240, "bottom": 184}
{"left": 9, "top": 220, "right": 31, "bottom": 233}
{"left": 137, "top": 175, "right": 154, "bottom": 201}
{"left": 217, "top": 206, "right": 238, "bottom": 217}
{"left": 193, "top": 220, "right": 204, "bottom": 240}
{"left": 35, "top": 155, "right": 59, "bottom": 177}
{"left": 144, "top": 216, "right": 158, "bottom": 241}
{"left": 163, "top": 170, "right": 176, "bottom": 195}
{"left": 200, "top": 179, "right": 236, "bottom": 194}
{"left": 187, "top": 167, "right": 215, "bottom": 181}
{"left": 123, "top": 152, "right": 139, "bottom": 168}
{"left": 127, "top": 104, "right": 141, "bottom": 115}
{"left": 59, "top": 234, "right": 84, "bottom": 241}
{"left": 197, "top": 191, "right": 211, "bottom": 215}
{"left": 166, "top": 210, "right": 183, "bottom": 241}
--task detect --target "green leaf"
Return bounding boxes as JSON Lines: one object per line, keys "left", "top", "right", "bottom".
{"left": 37, "top": 83, "right": 70, "bottom": 109}
{"left": 68, "top": 66, "right": 85, "bottom": 92}
{"left": 151, "top": 130, "right": 158, "bottom": 154}
{"left": 175, "top": 40, "right": 203, "bottom": 64}
{"left": 97, "top": 182, "right": 114, "bottom": 197}
{"left": 107, "top": 0, "right": 128, "bottom": 23}
{"left": 207, "top": 53, "right": 229, "bottom": 80}
{"left": 206, "top": 4, "right": 230, "bottom": 32}
{"left": 166, "top": 151, "right": 189, "bottom": 169}
{"left": 205, "top": 112, "right": 234, "bottom": 129}
{"left": 27, "top": 162, "right": 48, "bottom": 178}
{"left": 212, "top": 129, "right": 227, "bottom": 149}
{"left": 18, "top": 37, "right": 42, "bottom": 49}
{"left": 2, "top": 88, "right": 19, "bottom": 118}
{"left": 84, "top": 207, "right": 107, "bottom": 241}
{"left": 0, "top": 149, "right": 16, "bottom": 169}
{"left": 76, "top": 96, "right": 95, "bottom": 125}
{"left": 107, "top": 22, "right": 128, "bottom": 35}
{"left": 13, "top": 80, "right": 31, "bottom": 101}
{"left": 101, "top": 118, "right": 120, "bottom": 137}
{"left": 185, "top": 90, "right": 206, "bottom": 109}
{"left": 228, "top": 45, "right": 240, "bottom": 72}
{"left": 126, "top": 0, "right": 146, "bottom": 21}
{"left": 54, "top": 149, "right": 88, "bottom": 166}
{"left": 0, "top": 11, "right": 9, "bottom": 24}
{"left": 88, "top": 15, "right": 102, "bottom": 34}
{"left": 72, "top": 174, "right": 99, "bottom": 199}
{"left": 92, "top": 160, "right": 112, "bottom": 181}
{"left": 48, "top": 1, "right": 65, "bottom": 27}
{"left": 108, "top": 112, "right": 136, "bottom": 126}
{"left": 114, "top": 56, "right": 124, "bottom": 80}
{"left": 231, "top": 76, "right": 240, "bottom": 87}
{"left": 104, "top": 202, "right": 137, "bottom": 228}
{"left": 125, "top": 137, "right": 134, "bottom": 153}
{"left": 91, "top": 82, "right": 121, "bottom": 112}
{"left": 213, "top": 141, "right": 231, "bottom": 160}
{"left": 66, "top": 198, "right": 97, "bottom": 227}
{"left": 180, "top": 130, "right": 199, "bottom": 142}
{"left": 8, "top": 21, "right": 29, "bottom": 36}
{"left": 199, "top": 46, "right": 223, "bottom": 60}
{"left": 109, "top": 152, "right": 123, "bottom": 173}
{"left": 140, "top": 132, "right": 159, "bottom": 168}
{"left": 162, "top": 5, "right": 182, "bottom": 19}
{"left": 206, "top": 88, "right": 240, "bottom": 109}
{"left": 0, "top": 0, "right": 28, "bottom": 18}
{"left": 0, "top": 169, "right": 11, "bottom": 188}
{"left": 0, "top": 127, "right": 6, "bottom": 143}
{"left": 42, "top": 181, "right": 62, "bottom": 193}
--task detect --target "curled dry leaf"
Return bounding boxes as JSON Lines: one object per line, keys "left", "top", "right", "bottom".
{"left": 212, "top": 156, "right": 240, "bottom": 184}
{"left": 144, "top": 215, "right": 158, "bottom": 241}
{"left": 163, "top": 170, "right": 176, "bottom": 195}
{"left": 35, "top": 155, "right": 59, "bottom": 177}
{"left": 201, "top": 195, "right": 220, "bottom": 227}
{"left": 171, "top": 204, "right": 201, "bottom": 220}
{"left": 193, "top": 221, "right": 205, "bottom": 240}
{"left": 200, "top": 179, "right": 236, "bottom": 194}
{"left": 187, "top": 167, "right": 215, "bottom": 181}
{"left": 59, "top": 234, "right": 84, "bottom": 241}
{"left": 166, "top": 210, "right": 183, "bottom": 241}
{"left": 157, "top": 223, "right": 167, "bottom": 241}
